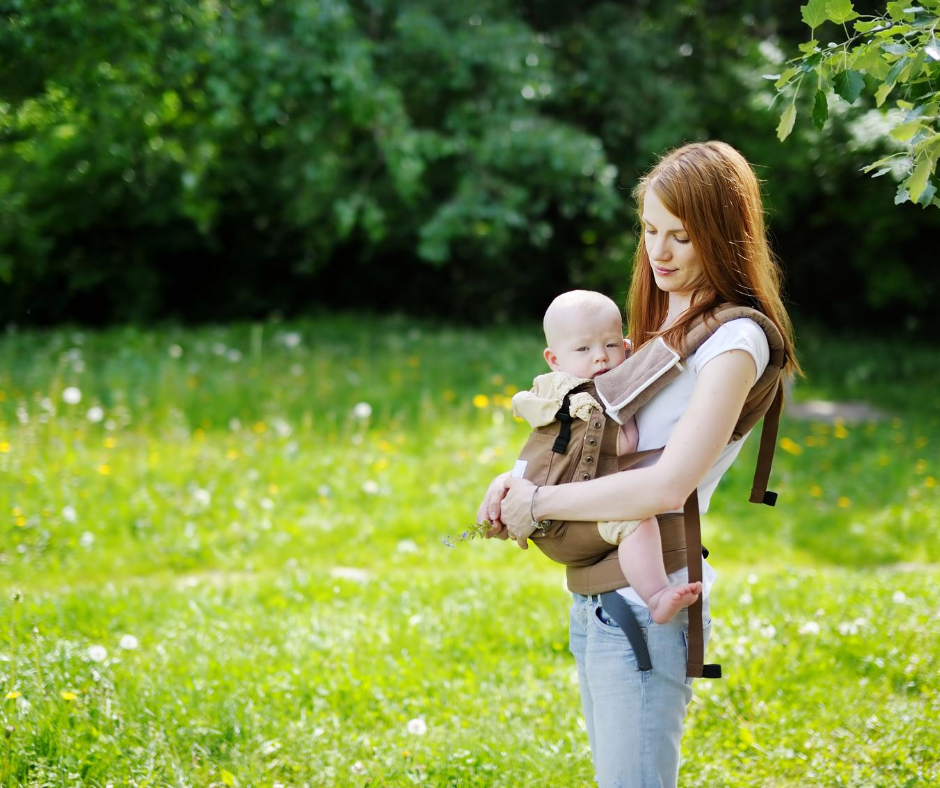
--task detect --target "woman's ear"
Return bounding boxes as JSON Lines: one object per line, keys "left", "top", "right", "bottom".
{"left": 543, "top": 347, "right": 560, "bottom": 371}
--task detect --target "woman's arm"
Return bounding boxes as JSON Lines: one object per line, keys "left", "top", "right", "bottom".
{"left": 501, "top": 349, "right": 758, "bottom": 533}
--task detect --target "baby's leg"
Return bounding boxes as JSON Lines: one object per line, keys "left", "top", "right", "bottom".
{"left": 617, "top": 516, "right": 702, "bottom": 625}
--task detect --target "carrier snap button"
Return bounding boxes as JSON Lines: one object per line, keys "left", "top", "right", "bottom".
{"left": 582, "top": 473, "right": 591, "bottom": 480}
{"left": 587, "top": 438, "right": 597, "bottom": 447}
{"left": 592, "top": 421, "right": 602, "bottom": 429}
{"left": 585, "top": 456, "right": 595, "bottom": 464}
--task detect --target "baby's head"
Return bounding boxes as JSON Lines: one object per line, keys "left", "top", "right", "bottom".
{"left": 542, "top": 290, "right": 627, "bottom": 379}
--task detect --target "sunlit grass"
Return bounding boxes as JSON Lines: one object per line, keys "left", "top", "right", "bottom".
{"left": 1, "top": 314, "right": 939, "bottom": 786}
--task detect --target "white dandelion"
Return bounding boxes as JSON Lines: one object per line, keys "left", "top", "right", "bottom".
{"left": 353, "top": 402, "right": 372, "bottom": 420}
{"left": 362, "top": 480, "right": 379, "bottom": 495}
{"left": 193, "top": 489, "right": 211, "bottom": 507}
{"left": 87, "top": 645, "right": 107, "bottom": 663}
{"left": 168, "top": 344, "right": 184, "bottom": 358}
{"left": 406, "top": 718, "right": 428, "bottom": 736}
{"left": 119, "top": 634, "right": 139, "bottom": 650}
{"left": 86, "top": 406, "right": 104, "bottom": 423}
{"left": 62, "top": 506, "right": 78, "bottom": 523}
{"left": 799, "top": 621, "right": 821, "bottom": 635}
{"left": 62, "top": 387, "right": 82, "bottom": 405}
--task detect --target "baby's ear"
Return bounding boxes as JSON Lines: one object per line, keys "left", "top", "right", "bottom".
{"left": 623, "top": 337, "right": 631, "bottom": 355}
{"left": 543, "top": 347, "right": 560, "bottom": 371}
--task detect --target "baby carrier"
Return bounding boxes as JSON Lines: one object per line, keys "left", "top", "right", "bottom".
{"left": 513, "top": 304, "right": 787, "bottom": 679}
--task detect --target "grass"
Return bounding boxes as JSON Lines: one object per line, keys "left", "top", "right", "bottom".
{"left": 1, "top": 312, "right": 938, "bottom": 787}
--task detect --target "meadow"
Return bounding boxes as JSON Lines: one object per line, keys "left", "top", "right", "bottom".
{"left": 1, "top": 313, "right": 939, "bottom": 787}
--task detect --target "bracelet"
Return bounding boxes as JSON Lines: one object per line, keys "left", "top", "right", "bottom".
{"left": 529, "top": 485, "right": 552, "bottom": 533}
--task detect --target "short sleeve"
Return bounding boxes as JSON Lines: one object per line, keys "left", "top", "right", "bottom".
{"left": 688, "top": 318, "right": 769, "bottom": 380}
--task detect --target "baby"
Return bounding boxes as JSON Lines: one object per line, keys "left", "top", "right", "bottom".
{"left": 512, "top": 290, "right": 701, "bottom": 624}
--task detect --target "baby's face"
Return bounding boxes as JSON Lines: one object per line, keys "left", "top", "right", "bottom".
{"left": 544, "top": 311, "right": 627, "bottom": 380}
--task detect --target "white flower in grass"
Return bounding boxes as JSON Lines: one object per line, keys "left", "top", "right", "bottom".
{"left": 351, "top": 761, "right": 365, "bottom": 774}
{"left": 212, "top": 342, "right": 227, "bottom": 356}
{"left": 86, "top": 406, "right": 104, "bottom": 423}
{"left": 396, "top": 539, "right": 418, "bottom": 554}
{"left": 799, "top": 621, "right": 821, "bottom": 636}
{"left": 893, "top": 591, "right": 907, "bottom": 604}
{"left": 119, "top": 634, "right": 138, "bottom": 650}
{"left": 168, "top": 344, "right": 183, "bottom": 358}
{"left": 79, "top": 531, "right": 94, "bottom": 549}
{"left": 362, "top": 480, "right": 379, "bottom": 495}
{"left": 227, "top": 349, "right": 242, "bottom": 363}
{"left": 87, "top": 645, "right": 107, "bottom": 663}
{"left": 760, "top": 625, "right": 777, "bottom": 639}
{"left": 353, "top": 402, "right": 372, "bottom": 420}
{"left": 282, "top": 331, "right": 302, "bottom": 349}
{"left": 62, "top": 506, "right": 77, "bottom": 523}
{"left": 407, "top": 718, "right": 428, "bottom": 736}
{"left": 62, "top": 387, "right": 82, "bottom": 405}
{"left": 193, "top": 489, "right": 211, "bottom": 507}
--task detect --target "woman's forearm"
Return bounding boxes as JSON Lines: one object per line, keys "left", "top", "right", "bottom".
{"left": 533, "top": 464, "right": 683, "bottom": 523}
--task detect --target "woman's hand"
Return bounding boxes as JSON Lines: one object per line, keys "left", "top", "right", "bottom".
{"left": 501, "top": 477, "right": 539, "bottom": 549}
{"left": 476, "top": 471, "right": 511, "bottom": 540}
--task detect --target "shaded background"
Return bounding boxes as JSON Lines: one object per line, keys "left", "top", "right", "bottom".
{"left": 2, "top": 0, "right": 938, "bottom": 331}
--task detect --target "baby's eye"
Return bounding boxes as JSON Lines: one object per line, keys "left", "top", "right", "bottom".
{"left": 576, "top": 346, "right": 589, "bottom": 352}
{"left": 606, "top": 342, "right": 620, "bottom": 348}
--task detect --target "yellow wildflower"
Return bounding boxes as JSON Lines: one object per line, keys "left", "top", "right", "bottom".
{"left": 837, "top": 497, "right": 851, "bottom": 508}
{"left": 926, "top": 477, "right": 936, "bottom": 489}
{"left": 810, "top": 485, "right": 822, "bottom": 498}
{"left": 5, "top": 691, "right": 21, "bottom": 700}
{"left": 103, "top": 437, "right": 117, "bottom": 449}
{"left": 406, "top": 356, "right": 420, "bottom": 368}
{"left": 472, "top": 394, "right": 489, "bottom": 409}
{"left": 779, "top": 438, "right": 803, "bottom": 455}
{"left": 97, "top": 464, "right": 111, "bottom": 476}
{"left": 226, "top": 449, "right": 240, "bottom": 460}
{"left": 252, "top": 421, "right": 266, "bottom": 434}
{"left": 60, "top": 691, "right": 78, "bottom": 701}
{"left": 833, "top": 421, "right": 848, "bottom": 439}
{"left": 0, "top": 440, "right": 10, "bottom": 453}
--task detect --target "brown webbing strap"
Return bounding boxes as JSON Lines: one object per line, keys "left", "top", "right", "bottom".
{"left": 748, "top": 383, "right": 783, "bottom": 506}
{"left": 683, "top": 490, "right": 721, "bottom": 679}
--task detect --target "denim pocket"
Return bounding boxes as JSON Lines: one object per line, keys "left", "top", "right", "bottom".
{"left": 592, "top": 600, "right": 651, "bottom": 636}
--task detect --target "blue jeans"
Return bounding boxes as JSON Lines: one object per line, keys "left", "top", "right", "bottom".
{"left": 569, "top": 593, "right": 711, "bottom": 788}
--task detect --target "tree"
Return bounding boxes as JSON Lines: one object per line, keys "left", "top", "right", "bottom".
{"left": 775, "top": 1, "right": 940, "bottom": 208}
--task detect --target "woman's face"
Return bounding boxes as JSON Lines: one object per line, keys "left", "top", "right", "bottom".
{"left": 642, "top": 189, "right": 704, "bottom": 305}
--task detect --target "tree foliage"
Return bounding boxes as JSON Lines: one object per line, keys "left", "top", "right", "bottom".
{"left": 775, "top": 0, "right": 940, "bottom": 207}
{"left": 1, "top": 1, "right": 939, "bottom": 329}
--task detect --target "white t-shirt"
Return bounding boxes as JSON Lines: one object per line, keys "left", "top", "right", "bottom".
{"left": 617, "top": 318, "right": 770, "bottom": 606}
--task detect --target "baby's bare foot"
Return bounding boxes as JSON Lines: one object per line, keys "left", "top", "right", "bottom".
{"left": 648, "top": 582, "right": 703, "bottom": 625}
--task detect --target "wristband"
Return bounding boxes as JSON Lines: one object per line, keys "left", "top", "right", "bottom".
{"left": 529, "top": 485, "right": 553, "bottom": 533}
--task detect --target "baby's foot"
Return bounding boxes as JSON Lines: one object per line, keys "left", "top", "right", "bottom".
{"left": 648, "top": 582, "right": 703, "bottom": 625}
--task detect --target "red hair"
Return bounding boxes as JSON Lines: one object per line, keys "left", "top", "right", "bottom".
{"left": 626, "top": 141, "right": 801, "bottom": 377}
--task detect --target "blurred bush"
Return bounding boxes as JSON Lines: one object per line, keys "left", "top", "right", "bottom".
{"left": 1, "top": 0, "right": 938, "bottom": 330}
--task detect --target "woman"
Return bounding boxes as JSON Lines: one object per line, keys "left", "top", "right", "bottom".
{"left": 477, "top": 140, "right": 800, "bottom": 787}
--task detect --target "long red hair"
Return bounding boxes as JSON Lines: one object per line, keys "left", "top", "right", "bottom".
{"left": 627, "top": 141, "right": 801, "bottom": 377}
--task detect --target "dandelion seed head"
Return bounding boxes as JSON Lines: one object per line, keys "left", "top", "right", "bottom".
{"left": 168, "top": 344, "right": 183, "bottom": 358}
{"left": 87, "top": 645, "right": 107, "bottom": 663}
{"left": 193, "top": 489, "right": 211, "bottom": 507}
{"left": 86, "top": 406, "right": 104, "bottom": 423}
{"left": 799, "top": 621, "right": 820, "bottom": 635}
{"left": 362, "top": 480, "right": 379, "bottom": 495}
{"left": 893, "top": 591, "right": 907, "bottom": 604}
{"left": 62, "top": 506, "right": 77, "bottom": 523}
{"left": 62, "top": 387, "right": 82, "bottom": 405}
{"left": 353, "top": 402, "right": 372, "bottom": 420}
{"left": 79, "top": 531, "right": 94, "bottom": 548}
{"left": 119, "top": 634, "right": 138, "bottom": 650}
{"left": 406, "top": 718, "right": 428, "bottom": 736}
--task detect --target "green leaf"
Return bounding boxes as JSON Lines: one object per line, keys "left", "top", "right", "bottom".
{"left": 855, "top": 46, "right": 891, "bottom": 79}
{"left": 832, "top": 69, "right": 865, "bottom": 102}
{"left": 854, "top": 20, "right": 884, "bottom": 34}
{"left": 774, "top": 67, "right": 800, "bottom": 89}
{"left": 812, "top": 90, "right": 829, "bottom": 129}
{"left": 826, "top": 0, "right": 860, "bottom": 24}
{"left": 885, "top": 56, "right": 909, "bottom": 86}
{"left": 875, "top": 81, "right": 895, "bottom": 107}
{"left": 916, "top": 181, "right": 937, "bottom": 207}
{"left": 891, "top": 120, "right": 923, "bottom": 141}
{"left": 907, "top": 155, "right": 934, "bottom": 203}
{"left": 801, "top": 0, "right": 829, "bottom": 29}
{"left": 777, "top": 103, "right": 797, "bottom": 141}
{"left": 798, "top": 39, "right": 820, "bottom": 55}
{"left": 886, "top": 1, "right": 913, "bottom": 20}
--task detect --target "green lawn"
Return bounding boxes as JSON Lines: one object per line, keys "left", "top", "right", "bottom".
{"left": 1, "top": 314, "right": 938, "bottom": 787}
